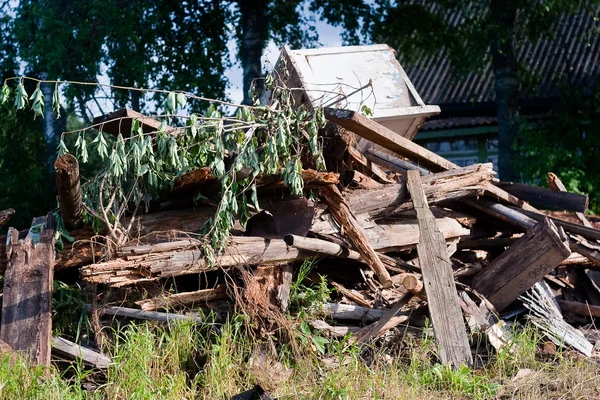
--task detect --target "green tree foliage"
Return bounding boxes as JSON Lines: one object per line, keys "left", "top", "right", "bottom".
{"left": 517, "top": 87, "right": 600, "bottom": 213}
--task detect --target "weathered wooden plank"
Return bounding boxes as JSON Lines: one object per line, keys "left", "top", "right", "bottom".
{"left": 135, "top": 284, "right": 228, "bottom": 311}
{"left": 325, "top": 108, "right": 458, "bottom": 172}
{"left": 496, "top": 181, "right": 588, "bottom": 212}
{"left": 406, "top": 170, "right": 472, "bottom": 368}
{"left": 345, "top": 163, "right": 495, "bottom": 217}
{"left": 309, "top": 320, "right": 361, "bottom": 338}
{"left": 0, "top": 214, "right": 55, "bottom": 366}
{"left": 54, "top": 154, "right": 83, "bottom": 230}
{"left": 471, "top": 218, "right": 571, "bottom": 312}
{"left": 91, "top": 305, "right": 204, "bottom": 324}
{"left": 319, "top": 185, "right": 393, "bottom": 288}
{"left": 317, "top": 303, "right": 386, "bottom": 322}
{"left": 52, "top": 337, "right": 112, "bottom": 368}
{"left": 548, "top": 172, "right": 593, "bottom": 228}
{"left": 354, "top": 297, "right": 411, "bottom": 343}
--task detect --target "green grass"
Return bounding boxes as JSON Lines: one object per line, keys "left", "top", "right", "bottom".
{"left": 1, "top": 316, "right": 599, "bottom": 400}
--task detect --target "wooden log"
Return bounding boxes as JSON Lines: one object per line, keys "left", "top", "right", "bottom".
{"left": 346, "top": 145, "right": 394, "bottom": 184}
{"left": 309, "top": 320, "right": 361, "bottom": 338}
{"left": 317, "top": 303, "right": 386, "bottom": 322}
{"left": 325, "top": 108, "right": 457, "bottom": 172}
{"left": 52, "top": 337, "right": 112, "bottom": 368}
{"left": 354, "top": 297, "right": 411, "bottom": 343}
{"left": 82, "top": 237, "right": 308, "bottom": 286}
{"left": 0, "top": 208, "right": 15, "bottom": 228}
{"left": 548, "top": 172, "right": 593, "bottom": 228}
{"left": 495, "top": 181, "right": 588, "bottom": 212}
{"left": 319, "top": 185, "right": 393, "bottom": 288}
{"left": 557, "top": 300, "right": 600, "bottom": 318}
{"left": 311, "top": 215, "right": 470, "bottom": 253}
{"left": 91, "top": 305, "right": 204, "bottom": 324}
{"left": 406, "top": 170, "right": 473, "bottom": 368}
{"left": 54, "top": 154, "right": 83, "bottom": 230}
{"left": 0, "top": 214, "right": 55, "bottom": 365}
{"left": 517, "top": 208, "right": 600, "bottom": 241}
{"left": 343, "top": 170, "right": 385, "bottom": 190}
{"left": 402, "top": 275, "right": 425, "bottom": 298}
{"left": 330, "top": 282, "right": 373, "bottom": 308}
{"left": 346, "top": 163, "right": 495, "bottom": 217}
{"left": 471, "top": 218, "right": 571, "bottom": 312}
{"left": 521, "top": 282, "right": 593, "bottom": 357}
{"left": 135, "top": 284, "right": 228, "bottom": 311}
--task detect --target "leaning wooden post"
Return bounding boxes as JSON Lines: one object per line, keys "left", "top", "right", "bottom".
{"left": 0, "top": 213, "right": 56, "bottom": 365}
{"left": 406, "top": 170, "right": 473, "bottom": 368}
{"left": 319, "top": 185, "right": 393, "bottom": 288}
{"left": 54, "top": 154, "right": 83, "bottom": 230}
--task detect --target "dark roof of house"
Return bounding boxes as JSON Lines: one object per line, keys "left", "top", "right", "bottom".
{"left": 403, "top": 7, "right": 600, "bottom": 107}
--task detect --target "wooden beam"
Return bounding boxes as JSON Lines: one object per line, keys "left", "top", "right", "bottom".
{"left": 557, "top": 299, "right": 600, "bottom": 318}
{"left": 319, "top": 185, "right": 393, "bottom": 288}
{"left": 354, "top": 297, "right": 411, "bottom": 343}
{"left": 317, "top": 303, "right": 386, "bottom": 322}
{"left": 547, "top": 172, "right": 593, "bottom": 228}
{"left": 471, "top": 218, "right": 571, "bottom": 312}
{"left": 54, "top": 154, "right": 83, "bottom": 230}
{"left": 92, "top": 108, "right": 178, "bottom": 137}
{"left": 325, "top": 108, "right": 458, "bottom": 172}
{"left": 406, "top": 170, "right": 472, "bottom": 368}
{"left": 91, "top": 305, "right": 204, "bottom": 324}
{"left": 0, "top": 214, "right": 55, "bottom": 365}
{"left": 52, "top": 337, "right": 112, "bottom": 368}
{"left": 495, "top": 181, "right": 588, "bottom": 212}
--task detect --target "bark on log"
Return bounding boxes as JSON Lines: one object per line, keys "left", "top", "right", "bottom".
{"left": 1, "top": 214, "right": 55, "bottom": 366}
{"left": 54, "top": 154, "right": 83, "bottom": 230}
{"left": 319, "top": 185, "right": 393, "bottom": 288}
{"left": 406, "top": 170, "right": 473, "bottom": 368}
{"left": 471, "top": 218, "right": 571, "bottom": 312}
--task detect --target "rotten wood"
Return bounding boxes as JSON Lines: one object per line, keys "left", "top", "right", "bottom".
{"left": 0, "top": 208, "right": 15, "bottom": 228}
{"left": 406, "top": 170, "right": 473, "bottom": 368}
{"left": 346, "top": 145, "right": 394, "bottom": 184}
{"left": 343, "top": 170, "right": 385, "bottom": 190}
{"left": 521, "top": 282, "right": 593, "bottom": 357}
{"left": 0, "top": 214, "right": 55, "bottom": 366}
{"left": 309, "top": 320, "right": 361, "bottom": 338}
{"left": 330, "top": 281, "right": 373, "bottom": 308}
{"left": 55, "top": 154, "right": 83, "bottom": 230}
{"left": 319, "top": 185, "right": 393, "bottom": 288}
{"left": 346, "top": 163, "right": 495, "bottom": 218}
{"left": 472, "top": 218, "right": 571, "bottom": 312}
{"left": 52, "top": 336, "right": 112, "bottom": 368}
{"left": 135, "top": 284, "right": 228, "bottom": 311}
{"left": 354, "top": 296, "right": 411, "bottom": 343}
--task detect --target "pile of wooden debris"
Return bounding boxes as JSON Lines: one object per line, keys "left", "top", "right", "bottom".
{"left": 1, "top": 46, "right": 600, "bottom": 378}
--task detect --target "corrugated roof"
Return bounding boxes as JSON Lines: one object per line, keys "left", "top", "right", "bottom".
{"left": 402, "top": 6, "right": 600, "bottom": 106}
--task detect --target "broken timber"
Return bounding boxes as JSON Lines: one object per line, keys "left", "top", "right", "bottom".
{"left": 0, "top": 208, "right": 15, "bottom": 228}
{"left": 495, "top": 181, "right": 588, "bottom": 213}
{"left": 319, "top": 185, "right": 393, "bottom": 288}
{"left": 52, "top": 337, "right": 112, "bottom": 368}
{"left": 406, "top": 170, "right": 473, "bottom": 368}
{"left": 0, "top": 214, "right": 55, "bottom": 365}
{"left": 471, "top": 217, "right": 571, "bottom": 312}
{"left": 548, "top": 172, "right": 593, "bottom": 228}
{"left": 135, "top": 284, "right": 228, "bottom": 311}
